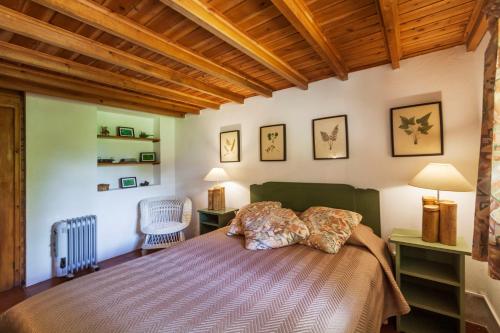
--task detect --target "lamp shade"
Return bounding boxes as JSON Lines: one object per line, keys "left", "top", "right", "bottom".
{"left": 408, "top": 163, "right": 473, "bottom": 192}
{"left": 204, "top": 167, "right": 229, "bottom": 182}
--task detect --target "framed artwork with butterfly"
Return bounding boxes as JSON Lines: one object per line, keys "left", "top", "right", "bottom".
{"left": 220, "top": 130, "right": 240, "bottom": 162}
{"left": 312, "top": 115, "right": 349, "bottom": 160}
{"left": 390, "top": 102, "right": 443, "bottom": 157}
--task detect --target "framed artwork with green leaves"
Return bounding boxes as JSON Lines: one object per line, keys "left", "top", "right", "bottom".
{"left": 312, "top": 115, "right": 349, "bottom": 160}
{"left": 390, "top": 102, "right": 443, "bottom": 157}
{"left": 220, "top": 130, "right": 240, "bottom": 163}
{"left": 260, "top": 124, "right": 286, "bottom": 161}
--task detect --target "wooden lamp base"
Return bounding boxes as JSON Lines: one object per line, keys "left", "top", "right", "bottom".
{"left": 439, "top": 200, "right": 457, "bottom": 246}
{"left": 421, "top": 196, "right": 457, "bottom": 246}
{"left": 208, "top": 187, "right": 225, "bottom": 211}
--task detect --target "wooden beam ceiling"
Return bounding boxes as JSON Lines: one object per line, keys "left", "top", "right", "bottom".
{"left": 0, "top": 40, "right": 219, "bottom": 110}
{"left": 377, "top": 0, "right": 401, "bottom": 69}
{"left": 271, "top": 0, "right": 348, "bottom": 81}
{"left": 0, "top": 4, "right": 244, "bottom": 104}
{"left": 0, "top": 61, "right": 195, "bottom": 115}
{"left": 466, "top": 0, "right": 488, "bottom": 51}
{"left": 30, "top": 0, "right": 273, "bottom": 98}
{"left": 160, "top": 0, "right": 309, "bottom": 90}
{"left": 0, "top": 0, "right": 487, "bottom": 116}
{"left": 0, "top": 77, "right": 185, "bottom": 118}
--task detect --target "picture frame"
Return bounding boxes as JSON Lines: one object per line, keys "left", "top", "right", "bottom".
{"left": 312, "top": 115, "right": 349, "bottom": 160}
{"left": 220, "top": 130, "right": 240, "bottom": 163}
{"left": 390, "top": 102, "right": 443, "bottom": 157}
{"left": 260, "top": 124, "right": 286, "bottom": 161}
{"left": 119, "top": 177, "right": 137, "bottom": 189}
{"left": 140, "top": 152, "right": 156, "bottom": 163}
{"left": 117, "top": 127, "right": 135, "bottom": 137}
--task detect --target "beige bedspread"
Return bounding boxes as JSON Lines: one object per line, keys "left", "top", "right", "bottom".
{"left": 0, "top": 227, "right": 409, "bottom": 333}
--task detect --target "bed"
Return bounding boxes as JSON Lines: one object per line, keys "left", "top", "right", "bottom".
{"left": 0, "top": 182, "right": 409, "bottom": 333}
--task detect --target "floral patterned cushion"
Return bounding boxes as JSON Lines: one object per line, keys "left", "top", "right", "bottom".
{"left": 226, "top": 201, "right": 282, "bottom": 236}
{"left": 299, "top": 207, "right": 362, "bottom": 254}
{"left": 243, "top": 208, "right": 310, "bottom": 250}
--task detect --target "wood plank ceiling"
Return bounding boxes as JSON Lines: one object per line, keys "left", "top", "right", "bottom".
{"left": 0, "top": 0, "right": 489, "bottom": 117}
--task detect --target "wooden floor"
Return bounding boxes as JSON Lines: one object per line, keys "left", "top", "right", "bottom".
{"left": 0, "top": 249, "right": 147, "bottom": 314}
{"left": 0, "top": 249, "right": 490, "bottom": 333}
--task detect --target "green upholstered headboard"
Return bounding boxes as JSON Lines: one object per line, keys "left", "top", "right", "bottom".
{"left": 250, "top": 182, "right": 381, "bottom": 237}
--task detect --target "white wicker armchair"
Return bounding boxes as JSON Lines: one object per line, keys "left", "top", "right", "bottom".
{"left": 139, "top": 196, "right": 192, "bottom": 250}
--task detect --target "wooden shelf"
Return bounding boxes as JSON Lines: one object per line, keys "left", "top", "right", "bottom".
{"left": 401, "top": 279, "right": 460, "bottom": 319}
{"left": 400, "top": 257, "right": 459, "bottom": 286}
{"left": 97, "top": 135, "right": 159, "bottom": 143}
{"left": 400, "top": 308, "right": 459, "bottom": 333}
{"left": 98, "top": 184, "right": 160, "bottom": 192}
{"left": 200, "top": 221, "right": 220, "bottom": 228}
{"left": 97, "top": 162, "right": 159, "bottom": 167}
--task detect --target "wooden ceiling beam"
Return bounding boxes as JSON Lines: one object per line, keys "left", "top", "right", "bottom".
{"left": 0, "top": 4, "right": 244, "bottom": 103}
{"left": 465, "top": 0, "right": 488, "bottom": 51}
{"left": 0, "top": 61, "right": 196, "bottom": 115}
{"left": 160, "top": 0, "right": 309, "bottom": 90}
{"left": 31, "top": 0, "right": 273, "bottom": 97}
{"left": 377, "top": 0, "right": 401, "bottom": 69}
{"left": 0, "top": 41, "right": 219, "bottom": 110}
{"left": 0, "top": 77, "right": 185, "bottom": 118}
{"left": 271, "top": 0, "right": 348, "bottom": 80}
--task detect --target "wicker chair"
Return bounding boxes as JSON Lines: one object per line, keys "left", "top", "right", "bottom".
{"left": 139, "top": 196, "right": 192, "bottom": 250}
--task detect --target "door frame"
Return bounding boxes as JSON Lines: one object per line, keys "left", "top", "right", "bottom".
{"left": 0, "top": 88, "right": 25, "bottom": 288}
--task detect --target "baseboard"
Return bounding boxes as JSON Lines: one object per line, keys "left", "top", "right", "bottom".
{"left": 466, "top": 290, "right": 500, "bottom": 328}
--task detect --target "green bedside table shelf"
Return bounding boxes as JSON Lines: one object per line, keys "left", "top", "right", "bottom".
{"left": 390, "top": 228, "right": 471, "bottom": 333}
{"left": 198, "top": 208, "right": 238, "bottom": 235}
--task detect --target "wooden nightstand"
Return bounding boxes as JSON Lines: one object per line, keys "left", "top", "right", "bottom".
{"left": 389, "top": 228, "right": 471, "bottom": 333}
{"left": 198, "top": 208, "right": 238, "bottom": 235}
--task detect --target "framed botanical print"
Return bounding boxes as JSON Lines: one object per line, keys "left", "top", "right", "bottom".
{"left": 312, "top": 115, "right": 349, "bottom": 159}
{"left": 220, "top": 130, "right": 240, "bottom": 162}
{"left": 390, "top": 102, "right": 443, "bottom": 157}
{"left": 260, "top": 124, "right": 286, "bottom": 161}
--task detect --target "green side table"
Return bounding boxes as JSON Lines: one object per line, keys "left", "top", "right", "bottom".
{"left": 389, "top": 228, "right": 471, "bottom": 333}
{"left": 198, "top": 208, "right": 238, "bottom": 235}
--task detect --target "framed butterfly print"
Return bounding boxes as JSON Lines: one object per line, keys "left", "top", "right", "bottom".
{"left": 390, "top": 102, "right": 443, "bottom": 157}
{"left": 220, "top": 130, "right": 240, "bottom": 162}
{"left": 312, "top": 115, "right": 349, "bottom": 160}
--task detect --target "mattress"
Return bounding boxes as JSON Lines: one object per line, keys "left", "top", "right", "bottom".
{"left": 0, "top": 227, "right": 409, "bottom": 333}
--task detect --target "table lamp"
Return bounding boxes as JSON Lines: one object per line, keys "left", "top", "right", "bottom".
{"left": 409, "top": 163, "right": 473, "bottom": 245}
{"left": 204, "top": 167, "right": 229, "bottom": 210}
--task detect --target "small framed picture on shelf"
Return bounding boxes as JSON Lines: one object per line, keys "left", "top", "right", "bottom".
{"left": 260, "top": 124, "right": 286, "bottom": 161}
{"left": 140, "top": 152, "right": 156, "bottom": 163}
{"left": 119, "top": 177, "right": 137, "bottom": 189}
{"left": 117, "top": 127, "right": 135, "bottom": 137}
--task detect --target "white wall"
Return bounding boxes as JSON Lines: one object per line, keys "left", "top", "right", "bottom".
{"left": 26, "top": 95, "right": 176, "bottom": 286}
{"left": 175, "top": 41, "right": 499, "bottom": 317}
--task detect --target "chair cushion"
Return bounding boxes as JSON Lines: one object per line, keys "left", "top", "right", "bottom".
{"left": 227, "top": 201, "right": 282, "bottom": 236}
{"left": 242, "top": 208, "right": 310, "bottom": 250}
{"left": 299, "top": 207, "right": 362, "bottom": 254}
{"left": 143, "top": 221, "right": 187, "bottom": 235}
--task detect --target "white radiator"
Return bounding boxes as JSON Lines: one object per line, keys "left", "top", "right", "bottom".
{"left": 52, "top": 215, "right": 99, "bottom": 278}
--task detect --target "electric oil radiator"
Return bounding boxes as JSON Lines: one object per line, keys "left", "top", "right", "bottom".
{"left": 51, "top": 215, "right": 99, "bottom": 278}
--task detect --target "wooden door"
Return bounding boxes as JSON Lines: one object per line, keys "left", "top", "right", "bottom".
{"left": 0, "top": 89, "right": 24, "bottom": 292}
